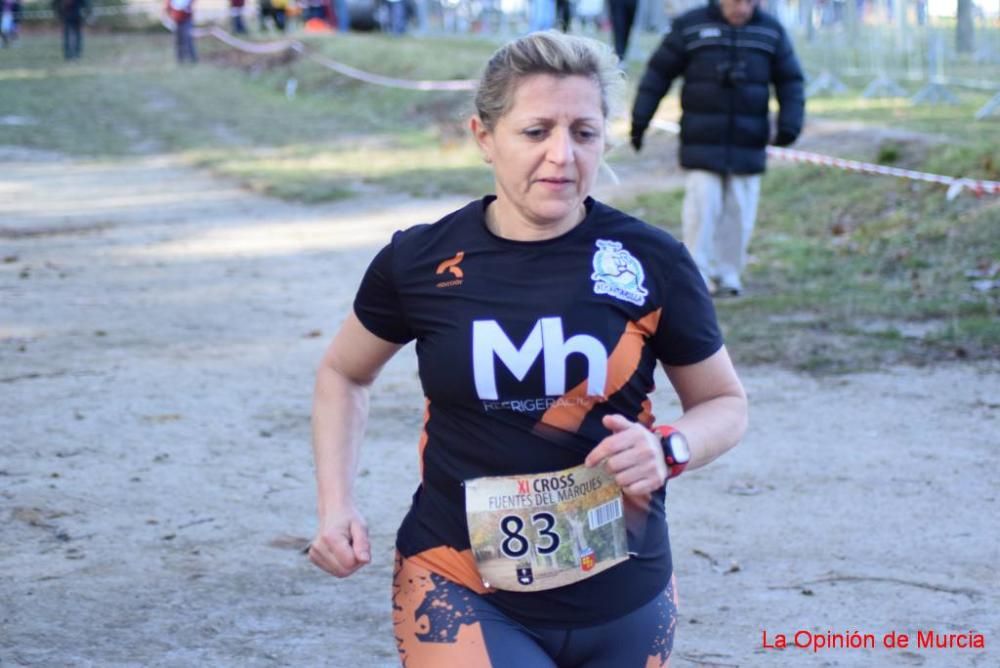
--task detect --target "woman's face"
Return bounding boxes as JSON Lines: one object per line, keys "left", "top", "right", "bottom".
{"left": 472, "top": 73, "right": 605, "bottom": 237}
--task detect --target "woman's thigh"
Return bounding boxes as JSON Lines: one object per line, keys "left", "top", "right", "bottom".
{"left": 537, "top": 576, "right": 678, "bottom": 668}
{"left": 393, "top": 553, "right": 677, "bottom": 667}
{"left": 392, "top": 553, "right": 557, "bottom": 667}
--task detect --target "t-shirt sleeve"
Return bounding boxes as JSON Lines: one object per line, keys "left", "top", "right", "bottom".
{"left": 652, "top": 242, "right": 724, "bottom": 366}
{"left": 352, "top": 239, "right": 415, "bottom": 345}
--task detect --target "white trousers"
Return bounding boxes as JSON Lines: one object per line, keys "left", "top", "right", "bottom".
{"left": 681, "top": 170, "right": 761, "bottom": 291}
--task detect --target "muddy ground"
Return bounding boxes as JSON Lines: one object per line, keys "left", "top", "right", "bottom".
{"left": 1, "top": 147, "right": 997, "bottom": 668}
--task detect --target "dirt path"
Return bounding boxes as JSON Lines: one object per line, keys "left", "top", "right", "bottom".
{"left": 1, "top": 151, "right": 996, "bottom": 667}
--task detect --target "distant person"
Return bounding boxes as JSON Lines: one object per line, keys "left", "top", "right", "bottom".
{"left": 608, "top": 0, "right": 637, "bottom": 61}
{"left": 308, "top": 29, "right": 747, "bottom": 666}
{"left": 334, "top": 0, "right": 348, "bottom": 31}
{"left": 269, "top": 0, "right": 288, "bottom": 31}
{"left": 383, "top": 0, "right": 407, "bottom": 34}
{"left": 258, "top": 0, "right": 289, "bottom": 31}
{"left": 229, "top": 0, "right": 247, "bottom": 34}
{"left": 0, "top": 0, "right": 16, "bottom": 47}
{"left": 53, "top": 0, "right": 88, "bottom": 60}
{"left": 166, "top": 0, "right": 197, "bottom": 64}
{"left": 630, "top": 0, "right": 805, "bottom": 296}
{"left": 257, "top": 0, "right": 270, "bottom": 31}
{"left": 556, "top": 0, "right": 571, "bottom": 32}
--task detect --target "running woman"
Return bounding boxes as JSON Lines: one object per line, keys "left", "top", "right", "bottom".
{"left": 309, "top": 30, "right": 748, "bottom": 667}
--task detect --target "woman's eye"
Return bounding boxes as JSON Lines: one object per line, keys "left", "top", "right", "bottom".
{"left": 523, "top": 128, "right": 546, "bottom": 140}
{"left": 575, "top": 129, "right": 598, "bottom": 141}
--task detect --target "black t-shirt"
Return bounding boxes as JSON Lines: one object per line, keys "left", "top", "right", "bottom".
{"left": 354, "top": 196, "right": 722, "bottom": 627}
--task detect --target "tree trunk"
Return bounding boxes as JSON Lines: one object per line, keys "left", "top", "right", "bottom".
{"left": 956, "top": 0, "right": 975, "bottom": 54}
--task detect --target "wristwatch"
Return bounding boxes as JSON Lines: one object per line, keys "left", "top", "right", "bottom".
{"left": 653, "top": 425, "right": 690, "bottom": 479}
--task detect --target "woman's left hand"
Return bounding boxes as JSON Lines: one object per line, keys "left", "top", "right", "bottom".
{"left": 584, "top": 414, "right": 668, "bottom": 497}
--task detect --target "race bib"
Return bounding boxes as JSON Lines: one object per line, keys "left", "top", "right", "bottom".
{"left": 465, "top": 464, "right": 629, "bottom": 592}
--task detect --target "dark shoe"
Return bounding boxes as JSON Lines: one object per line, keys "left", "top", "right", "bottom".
{"left": 714, "top": 285, "right": 742, "bottom": 298}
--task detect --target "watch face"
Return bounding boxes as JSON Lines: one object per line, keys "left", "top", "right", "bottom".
{"left": 665, "top": 432, "right": 691, "bottom": 464}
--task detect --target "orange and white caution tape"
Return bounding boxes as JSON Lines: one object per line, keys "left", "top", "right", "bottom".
{"left": 303, "top": 52, "right": 476, "bottom": 91}
{"left": 650, "top": 119, "right": 999, "bottom": 200}
{"left": 767, "top": 146, "right": 1000, "bottom": 199}
{"left": 202, "top": 25, "right": 301, "bottom": 54}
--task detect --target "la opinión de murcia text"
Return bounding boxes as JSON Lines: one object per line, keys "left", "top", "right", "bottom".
{"left": 762, "top": 629, "right": 986, "bottom": 653}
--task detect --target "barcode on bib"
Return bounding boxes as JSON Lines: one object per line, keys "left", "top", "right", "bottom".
{"left": 587, "top": 497, "right": 623, "bottom": 530}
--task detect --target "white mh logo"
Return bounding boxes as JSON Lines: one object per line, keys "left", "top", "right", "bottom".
{"left": 472, "top": 318, "right": 608, "bottom": 401}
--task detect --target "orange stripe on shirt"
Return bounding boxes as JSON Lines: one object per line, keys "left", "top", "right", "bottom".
{"left": 539, "top": 309, "right": 662, "bottom": 434}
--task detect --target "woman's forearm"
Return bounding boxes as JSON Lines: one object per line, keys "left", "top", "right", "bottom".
{"left": 672, "top": 392, "right": 748, "bottom": 471}
{"left": 312, "top": 362, "right": 371, "bottom": 518}
{"left": 664, "top": 346, "right": 748, "bottom": 472}
{"left": 308, "top": 314, "right": 402, "bottom": 578}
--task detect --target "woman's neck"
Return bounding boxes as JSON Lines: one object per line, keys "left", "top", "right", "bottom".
{"left": 485, "top": 198, "right": 586, "bottom": 242}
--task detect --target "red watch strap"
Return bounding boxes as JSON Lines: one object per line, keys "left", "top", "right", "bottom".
{"left": 653, "top": 425, "right": 676, "bottom": 438}
{"left": 653, "top": 425, "right": 687, "bottom": 479}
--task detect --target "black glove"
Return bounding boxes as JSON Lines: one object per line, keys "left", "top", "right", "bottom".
{"left": 630, "top": 126, "right": 645, "bottom": 152}
{"left": 772, "top": 130, "right": 797, "bottom": 147}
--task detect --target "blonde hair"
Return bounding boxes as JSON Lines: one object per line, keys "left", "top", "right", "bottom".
{"left": 474, "top": 30, "right": 624, "bottom": 131}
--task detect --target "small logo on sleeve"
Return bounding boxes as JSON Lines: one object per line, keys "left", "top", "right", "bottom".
{"left": 436, "top": 251, "right": 464, "bottom": 288}
{"left": 591, "top": 240, "right": 648, "bottom": 306}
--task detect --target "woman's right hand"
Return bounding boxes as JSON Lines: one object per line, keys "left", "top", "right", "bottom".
{"left": 308, "top": 506, "right": 372, "bottom": 578}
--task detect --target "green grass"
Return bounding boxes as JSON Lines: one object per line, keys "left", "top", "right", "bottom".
{"left": 191, "top": 137, "right": 493, "bottom": 201}
{"left": 2, "top": 28, "right": 997, "bottom": 371}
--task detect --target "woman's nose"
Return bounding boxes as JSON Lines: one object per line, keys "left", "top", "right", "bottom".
{"left": 546, "top": 128, "right": 575, "bottom": 165}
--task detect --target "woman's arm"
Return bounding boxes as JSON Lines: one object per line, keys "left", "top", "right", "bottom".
{"left": 585, "top": 346, "right": 747, "bottom": 496}
{"left": 663, "top": 344, "right": 748, "bottom": 471}
{"left": 308, "top": 311, "right": 403, "bottom": 577}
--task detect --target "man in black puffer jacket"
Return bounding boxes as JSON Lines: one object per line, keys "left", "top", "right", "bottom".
{"left": 630, "top": 0, "right": 804, "bottom": 296}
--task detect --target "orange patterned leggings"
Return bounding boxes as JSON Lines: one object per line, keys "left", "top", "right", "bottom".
{"left": 392, "top": 553, "right": 676, "bottom": 667}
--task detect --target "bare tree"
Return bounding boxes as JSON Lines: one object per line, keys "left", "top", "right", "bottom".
{"left": 956, "top": 0, "right": 975, "bottom": 53}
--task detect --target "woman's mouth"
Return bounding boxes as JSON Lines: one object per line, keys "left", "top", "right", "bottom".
{"left": 536, "top": 177, "right": 575, "bottom": 189}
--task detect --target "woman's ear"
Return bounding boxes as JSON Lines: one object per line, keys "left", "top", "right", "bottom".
{"left": 469, "top": 115, "right": 493, "bottom": 164}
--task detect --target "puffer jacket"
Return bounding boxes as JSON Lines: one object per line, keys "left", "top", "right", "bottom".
{"left": 631, "top": 0, "right": 805, "bottom": 175}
